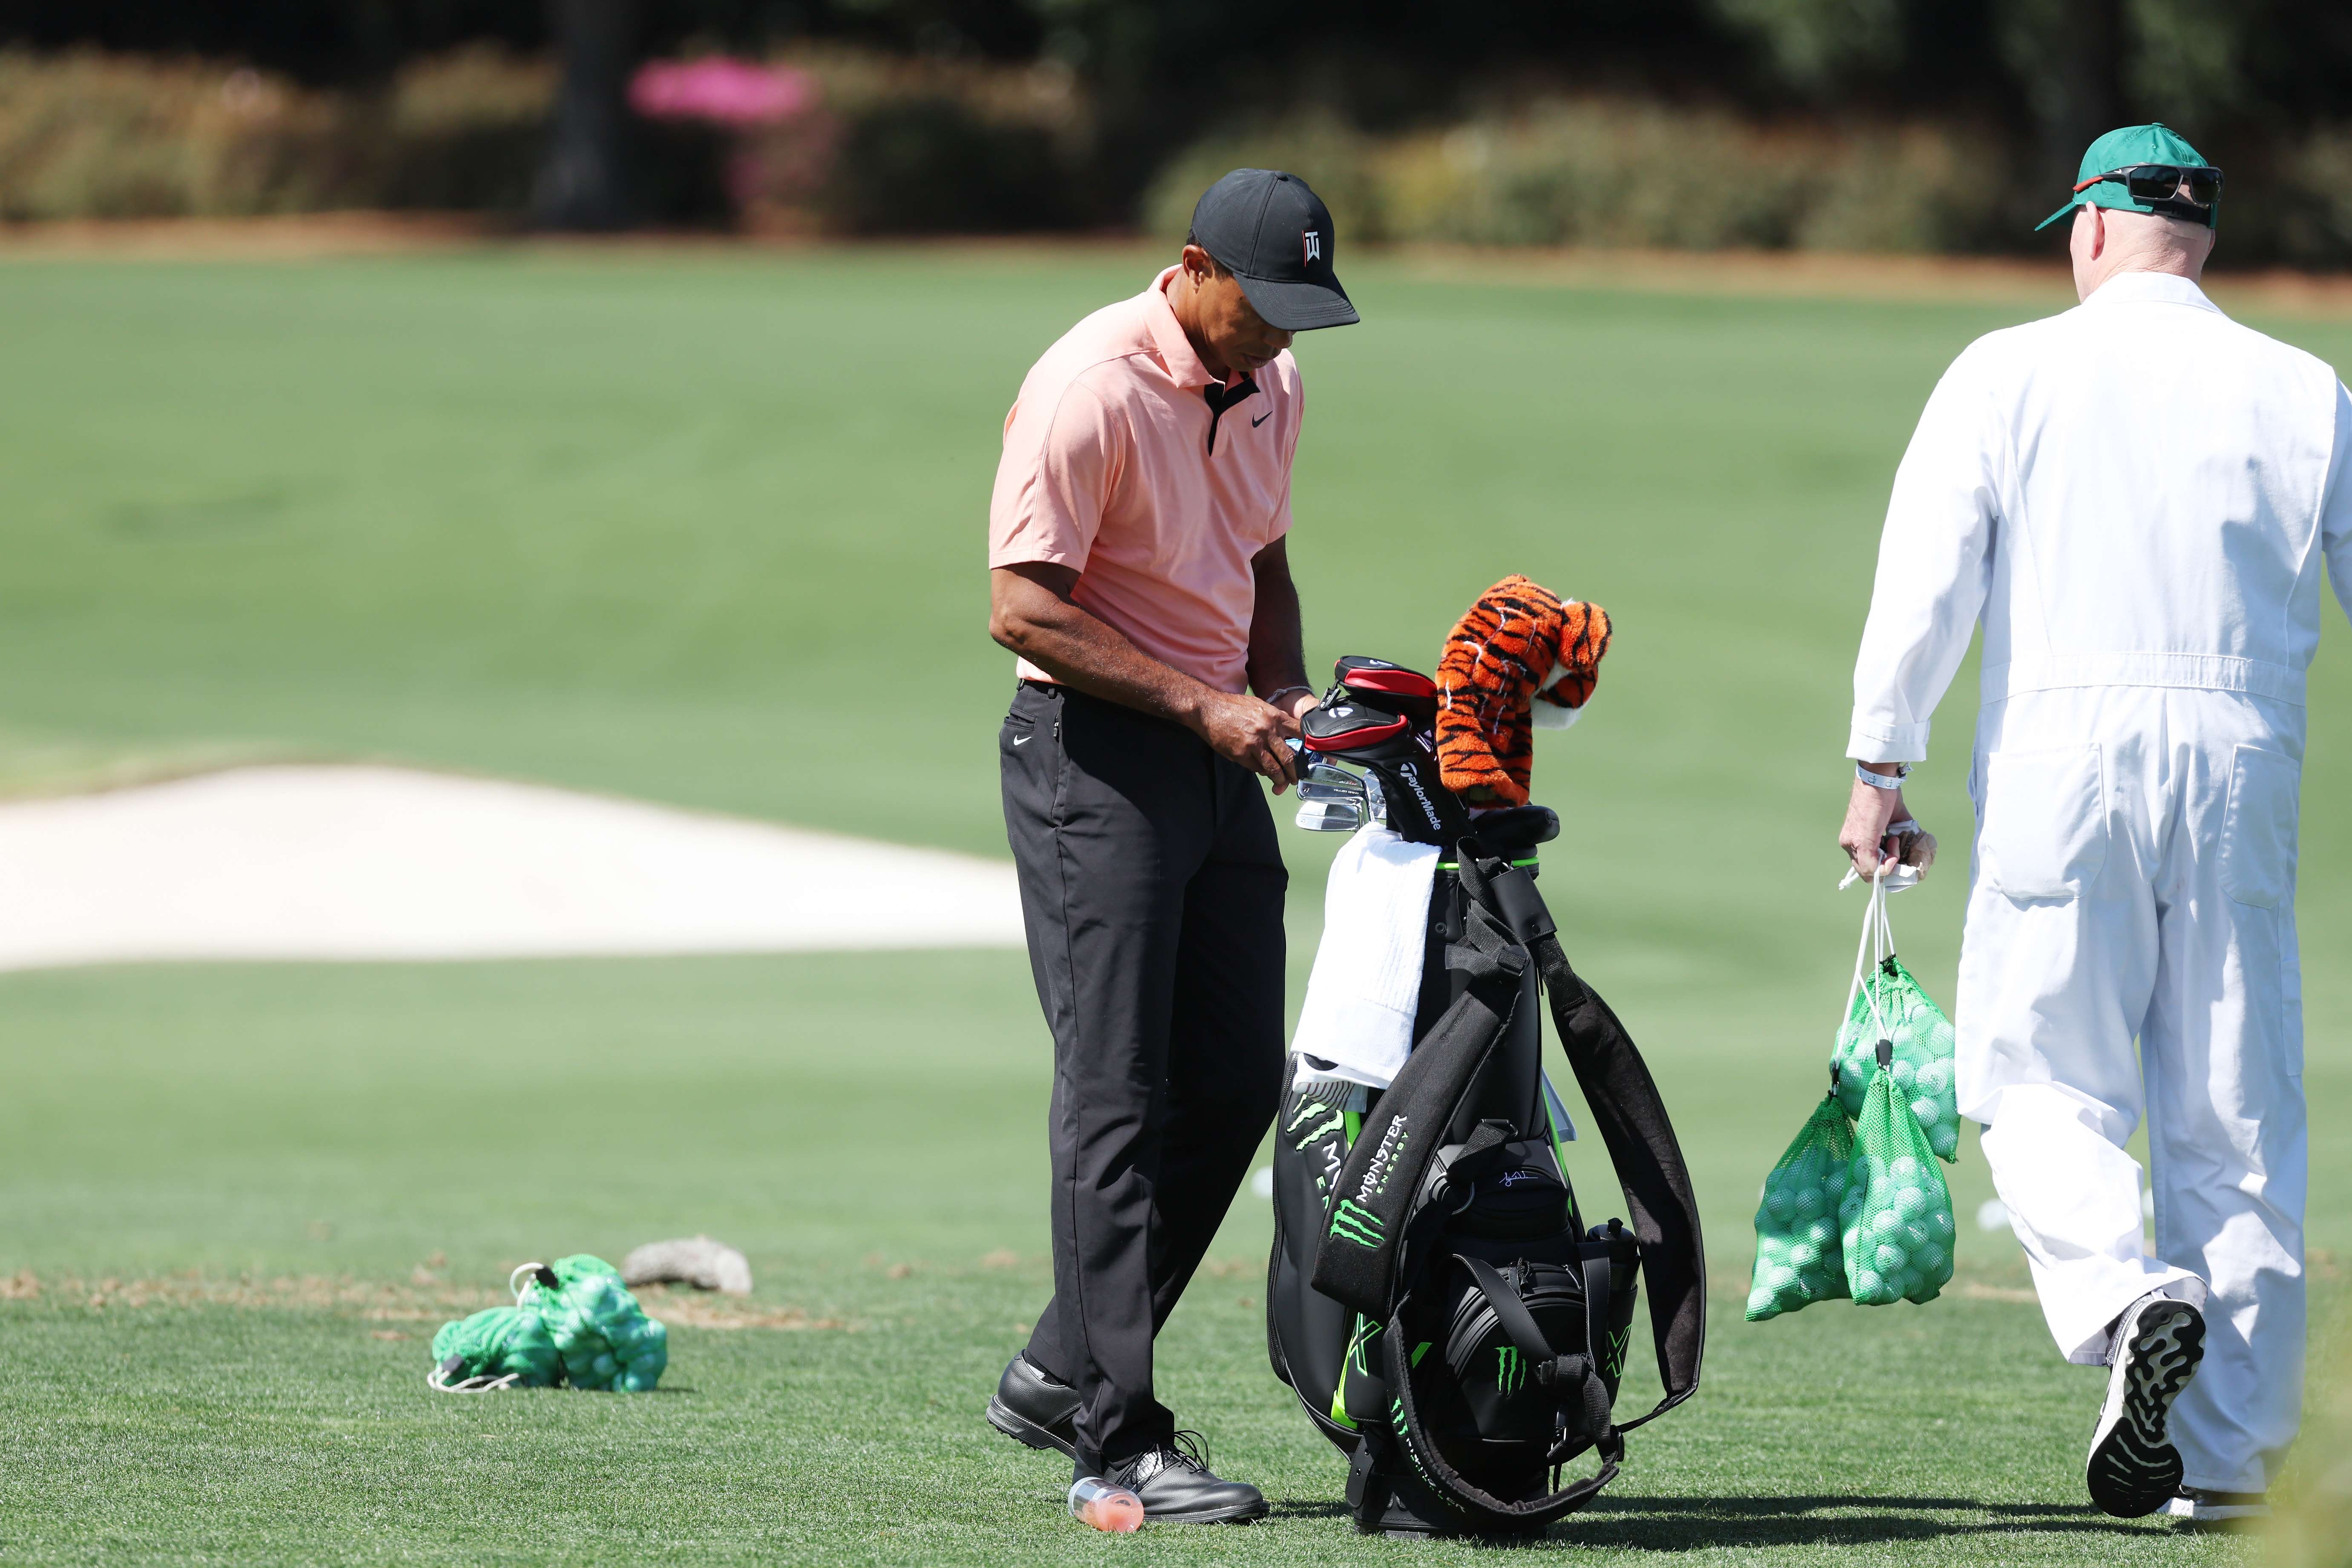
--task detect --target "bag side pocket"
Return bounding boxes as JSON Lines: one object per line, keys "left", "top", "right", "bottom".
{"left": 2220, "top": 745, "right": 2299, "bottom": 910}
{"left": 1978, "top": 744, "right": 2108, "bottom": 900}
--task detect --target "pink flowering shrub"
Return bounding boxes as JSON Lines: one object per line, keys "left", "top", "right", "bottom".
{"left": 628, "top": 57, "right": 816, "bottom": 128}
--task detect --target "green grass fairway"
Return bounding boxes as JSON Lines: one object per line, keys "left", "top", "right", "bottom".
{"left": 3, "top": 245, "right": 2349, "bottom": 1563}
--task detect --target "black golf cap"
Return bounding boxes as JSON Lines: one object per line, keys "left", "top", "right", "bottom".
{"left": 1189, "top": 169, "right": 1360, "bottom": 331}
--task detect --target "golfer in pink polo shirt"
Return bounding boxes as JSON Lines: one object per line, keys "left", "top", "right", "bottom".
{"left": 981, "top": 169, "right": 1359, "bottom": 1522}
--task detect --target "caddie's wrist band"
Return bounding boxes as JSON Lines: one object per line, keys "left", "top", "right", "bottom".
{"left": 1266, "top": 684, "right": 1315, "bottom": 707}
{"left": 1855, "top": 763, "right": 1907, "bottom": 790}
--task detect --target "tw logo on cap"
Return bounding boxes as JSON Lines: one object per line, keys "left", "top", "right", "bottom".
{"left": 1302, "top": 230, "right": 1322, "bottom": 264}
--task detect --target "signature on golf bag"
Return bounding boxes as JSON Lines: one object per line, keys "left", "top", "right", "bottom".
{"left": 1267, "top": 657, "right": 1706, "bottom": 1537}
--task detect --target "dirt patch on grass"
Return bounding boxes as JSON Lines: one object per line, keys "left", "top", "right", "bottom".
{"left": 0, "top": 212, "right": 502, "bottom": 259}
{"left": 0, "top": 1270, "right": 846, "bottom": 1330}
{"left": 9, "top": 215, "right": 2352, "bottom": 317}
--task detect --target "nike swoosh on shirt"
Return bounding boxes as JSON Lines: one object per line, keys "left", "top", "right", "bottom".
{"left": 1013, "top": 734, "right": 1032, "bottom": 745}
{"left": 1252, "top": 411, "right": 1272, "bottom": 427}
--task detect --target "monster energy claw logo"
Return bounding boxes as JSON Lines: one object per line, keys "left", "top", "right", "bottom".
{"left": 1289, "top": 1108, "right": 1343, "bottom": 1150}
{"left": 1606, "top": 1326, "right": 1631, "bottom": 1380}
{"left": 1330, "top": 1198, "right": 1384, "bottom": 1250}
{"left": 1496, "top": 1346, "right": 1525, "bottom": 1396}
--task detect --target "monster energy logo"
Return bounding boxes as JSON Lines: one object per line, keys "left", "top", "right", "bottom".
{"left": 1496, "top": 1346, "right": 1525, "bottom": 1396}
{"left": 1605, "top": 1326, "right": 1631, "bottom": 1380}
{"left": 1354, "top": 1116, "right": 1409, "bottom": 1204}
{"left": 1346, "top": 1315, "right": 1379, "bottom": 1377}
{"left": 1289, "top": 1107, "right": 1344, "bottom": 1150}
{"left": 1329, "top": 1199, "right": 1384, "bottom": 1250}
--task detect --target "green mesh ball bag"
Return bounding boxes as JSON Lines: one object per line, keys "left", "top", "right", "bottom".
{"left": 1832, "top": 878, "right": 1961, "bottom": 1163}
{"left": 1746, "top": 1089, "right": 1854, "bottom": 1321}
{"left": 1840, "top": 1043, "right": 1956, "bottom": 1307}
{"left": 429, "top": 1256, "right": 668, "bottom": 1393}
{"left": 428, "top": 1306, "right": 563, "bottom": 1391}
{"left": 519, "top": 1255, "right": 669, "bottom": 1393}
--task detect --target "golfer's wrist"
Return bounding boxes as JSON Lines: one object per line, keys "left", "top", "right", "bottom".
{"left": 1173, "top": 680, "right": 1223, "bottom": 736}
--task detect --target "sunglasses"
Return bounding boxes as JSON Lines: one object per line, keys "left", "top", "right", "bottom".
{"left": 2073, "top": 163, "right": 2224, "bottom": 210}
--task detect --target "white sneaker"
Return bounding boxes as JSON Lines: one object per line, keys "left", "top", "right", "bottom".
{"left": 2085, "top": 1291, "right": 2206, "bottom": 1518}
{"left": 2162, "top": 1489, "right": 2269, "bottom": 1529}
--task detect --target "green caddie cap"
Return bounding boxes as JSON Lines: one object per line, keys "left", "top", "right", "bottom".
{"left": 2036, "top": 123, "right": 2215, "bottom": 232}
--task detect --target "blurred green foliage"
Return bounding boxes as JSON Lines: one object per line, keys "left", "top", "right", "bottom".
{"left": 9, "top": 0, "right": 2352, "bottom": 256}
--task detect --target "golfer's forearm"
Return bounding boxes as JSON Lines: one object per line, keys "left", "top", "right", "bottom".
{"left": 992, "top": 591, "right": 1217, "bottom": 730}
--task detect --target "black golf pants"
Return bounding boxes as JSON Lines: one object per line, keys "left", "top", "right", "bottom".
{"left": 999, "top": 680, "right": 1287, "bottom": 1477}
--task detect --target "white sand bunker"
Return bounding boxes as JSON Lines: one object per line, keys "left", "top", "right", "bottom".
{"left": 0, "top": 764, "right": 1025, "bottom": 970}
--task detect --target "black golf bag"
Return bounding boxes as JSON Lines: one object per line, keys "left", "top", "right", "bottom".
{"left": 1266, "top": 657, "right": 1707, "bottom": 1537}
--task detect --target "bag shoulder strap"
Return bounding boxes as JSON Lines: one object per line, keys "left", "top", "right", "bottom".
{"left": 1456, "top": 851, "right": 1706, "bottom": 1435}
{"left": 1310, "top": 897, "right": 1526, "bottom": 1321}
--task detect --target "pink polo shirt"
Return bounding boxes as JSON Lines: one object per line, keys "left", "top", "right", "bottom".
{"left": 988, "top": 267, "right": 1302, "bottom": 694}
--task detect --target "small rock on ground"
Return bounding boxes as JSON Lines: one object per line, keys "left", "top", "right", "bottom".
{"left": 622, "top": 1236, "right": 752, "bottom": 1296}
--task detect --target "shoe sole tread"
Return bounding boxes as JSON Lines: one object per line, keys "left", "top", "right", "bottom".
{"left": 2087, "top": 1302, "right": 2205, "bottom": 1519}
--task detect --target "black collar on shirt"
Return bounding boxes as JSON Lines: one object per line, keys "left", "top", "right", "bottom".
{"left": 1201, "top": 376, "right": 1260, "bottom": 456}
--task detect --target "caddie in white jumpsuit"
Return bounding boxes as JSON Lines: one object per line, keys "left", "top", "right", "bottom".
{"left": 1838, "top": 124, "right": 2352, "bottom": 1526}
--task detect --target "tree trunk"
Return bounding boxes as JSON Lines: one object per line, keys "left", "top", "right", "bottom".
{"left": 1998, "top": 0, "right": 2124, "bottom": 192}
{"left": 530, "top": 0, "right": 637, "bottom": 231}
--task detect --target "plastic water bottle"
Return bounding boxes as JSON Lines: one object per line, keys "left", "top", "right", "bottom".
{"left": 1068, "top": 1476, "right": 1144, "bottom": 1533}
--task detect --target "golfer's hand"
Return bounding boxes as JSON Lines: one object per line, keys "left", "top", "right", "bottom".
{"left": 1198, "top": 691, "right": 1302, "bottom": 794}
{"left": 1276, "top": 687, "right": 1321, "bottom": 723}
{"left": 1838, "top": 775, "right": 1905, "bottom": 881}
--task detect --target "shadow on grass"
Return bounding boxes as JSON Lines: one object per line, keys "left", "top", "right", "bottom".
{"left": 1269, "top": 1495, "right": 2168, "bottom": 1550}
{"left": 1558, "top": 1495, "right": 2162, "bottom": 1551}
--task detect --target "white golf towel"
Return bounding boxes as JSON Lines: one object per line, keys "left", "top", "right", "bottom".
{"left": 1289, "top": 826, "right": 1442, "bottom": 1089}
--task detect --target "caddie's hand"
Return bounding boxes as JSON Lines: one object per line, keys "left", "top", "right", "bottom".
{"left": 1197, "top": 691, "right": 1302, "bottom": 794}
{"left": 1838, "top": 774, "right": 1905, "bottom": 881}
{"left": 1893, "top": 821, "right": 1938, "bottom": 877}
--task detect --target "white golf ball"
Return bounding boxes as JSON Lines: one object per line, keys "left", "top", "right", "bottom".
{"left": 1870, "top": 1210, "right": 1904, "bottom": 1237}
{"left": 1747, "top": 1287, "right": 1776, "bottom": 1316}
{"left": 1930, "top": 1126, "right": 1960, "bottom": 1160}
{"left": 1917, "top": 1062, "right": 1949, "bottom": 1094}
{"left": 1930, "top": 1209, "right": 1956, "bottom": 1239}
{"left": 1891, "top": 1061, "right": 1917, "bottom": 1089}
{"left": 1764, "top": 1188, "right": 1794, "bottom": 1221}
{"left": 1794, "top": 1186, "right": 1825, "bottom": 1217}
{"left": 1851, "top": 1268, "right": 1884, "bottom": 1299}
{"left": 1789, "top": 1241, "right": 1819, "bottom": 1269}
{"left": 1875, "top": 1242, "right": 1908, "bottom": 1273}
{"left": 1917, "top": 1243, "right": 1949, "bottom": 1273}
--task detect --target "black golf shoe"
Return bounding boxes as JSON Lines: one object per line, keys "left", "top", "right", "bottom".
{"left": 985, "top": 1353, "right": 1078, "bottom": 1458}
{"left": 1106, "top": 1433, "right": 1267, "bottom": 1524}
{"left": 2086, "top": 1291, "right": 2206, "bottom": 1518}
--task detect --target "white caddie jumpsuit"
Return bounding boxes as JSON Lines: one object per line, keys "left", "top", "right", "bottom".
{"left": 1849, "top": 269, "right": 2352, "bottom": 1493}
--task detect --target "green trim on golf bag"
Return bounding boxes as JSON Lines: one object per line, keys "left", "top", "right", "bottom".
{"left": 1309, "top": 843, "right": 1706, "bottom": 1532}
